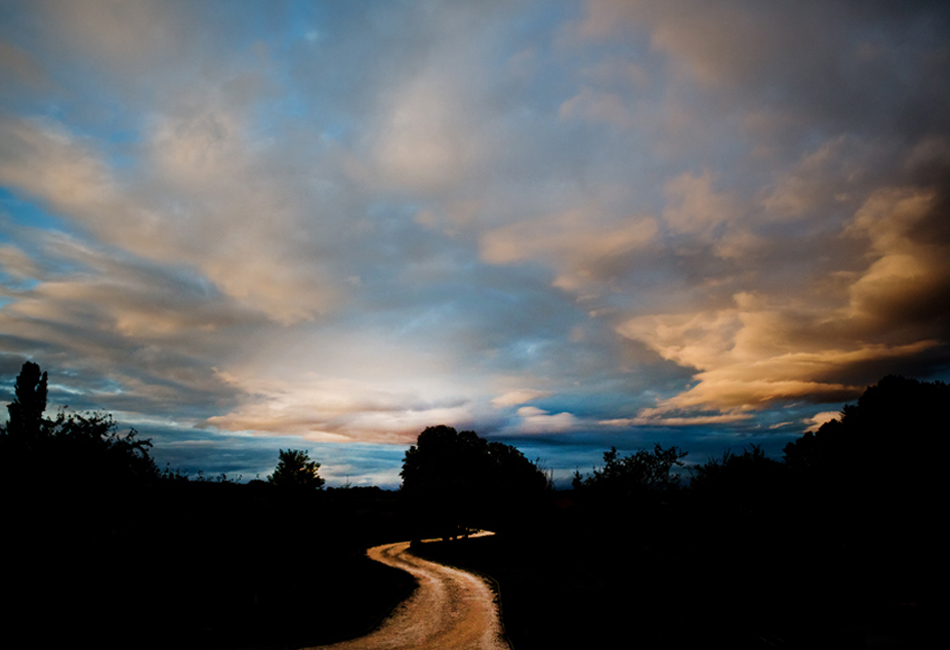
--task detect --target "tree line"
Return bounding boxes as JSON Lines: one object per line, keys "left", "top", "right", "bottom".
{"left": 0, "top": 361, "right": 410, "bottom": 649}
{"left": 9, "top": 359, "right": 942, "bottom": 521}
{"left": 0, "top": 360, "right": 326, "bottom": 491}
{"left": 409, "top": 374, "right": 948, "bottom": 649}
{"left": 2, "top": 361, "right": 945, "bottom": 648}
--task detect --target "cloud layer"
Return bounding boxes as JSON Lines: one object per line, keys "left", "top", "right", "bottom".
{"left": 1, "top": 0, "right": 948, "bottom": 484}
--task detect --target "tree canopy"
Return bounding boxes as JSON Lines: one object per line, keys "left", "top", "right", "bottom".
{"left": 400, "top": 425, "right": 548, "bottom": 535}
{"left": 269, "top": 449, "right": 325, "bottom": 490}
{"left": 4, "top": 360, "right": 48, "bottom": 439}
{"left": 689, "top": 444, "right": 788, "bottom": 515}
{"left": 783, "top": 375, "right": 948, "bottom": 496}
{"left": 1, "top": 361, "right": 159, "bottom": 488}
{"left": 573, "top": 444, "right": 687, "bottom": 502}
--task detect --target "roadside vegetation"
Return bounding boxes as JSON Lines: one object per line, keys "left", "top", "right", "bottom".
{"left": 2, "top": 362, "right": 944, "bottom": 648}
{"left": 1, "top": 362, "right": 414, "bottom": 649}
{"left": 412, "top": 375, "right": 947, "bottom": 649}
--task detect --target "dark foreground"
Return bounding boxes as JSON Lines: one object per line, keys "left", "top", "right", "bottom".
{"left": 5, "top": 483, "right": 416, "bottom": 650}
{"left": 412, "top": 503, "right": 943, "bottom": 650}
{"left": 5, "top": 480, "right": 943, "bottom": 650}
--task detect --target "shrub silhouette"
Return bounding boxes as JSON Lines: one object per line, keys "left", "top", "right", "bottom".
{"left": 573, "top": 443, "right": 687, "bottom": 503}
{"left": 690, "top": 443, "right": 786, "bottom": 508}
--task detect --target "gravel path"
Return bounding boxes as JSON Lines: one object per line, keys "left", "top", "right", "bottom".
{"left": 305, "top": 534, "right": 510, "bottom": 650}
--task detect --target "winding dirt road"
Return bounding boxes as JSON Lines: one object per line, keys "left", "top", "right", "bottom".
{"left": 306, "top": 533, "right": 510, "bottom": 650}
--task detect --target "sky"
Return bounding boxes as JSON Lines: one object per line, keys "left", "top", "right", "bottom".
{"left": 1, "top": 0, "right": 949, "bottom": 488}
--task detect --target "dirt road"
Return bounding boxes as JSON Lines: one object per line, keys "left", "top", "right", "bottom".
{"left": 305, "top": 534, "right": 510, "bottom": 650}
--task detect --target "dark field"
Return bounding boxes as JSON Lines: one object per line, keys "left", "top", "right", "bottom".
{"left": 411, "top": 503, "right": 942, "bottom": 650}
{"left": 5, "top": 483, "right": 416, "bottom": 650}
{"left": 5, "top": 474, "right": 943, "bottom": 650}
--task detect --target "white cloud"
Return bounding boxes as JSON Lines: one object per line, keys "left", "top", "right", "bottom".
{"left": 204, "top": 372, "right": 477, "bottom": 445}
{"left": 515, "top": 406, "right": 580, "bottom": 434}
{"left": 492, "top": 389, "right": 552, "bottom": 408}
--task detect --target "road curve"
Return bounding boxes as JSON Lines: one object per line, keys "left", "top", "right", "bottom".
{"left": 304, "top": 533, "right": 510, "bottom": 650}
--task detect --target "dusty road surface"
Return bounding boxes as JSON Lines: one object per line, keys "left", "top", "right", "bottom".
{"left": 305, "top": 533, "right": 510, "bottom": 650}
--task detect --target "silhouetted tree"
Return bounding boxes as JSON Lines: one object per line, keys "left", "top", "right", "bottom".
{"left": 689, "top": 444, "right": 788, "bottom": 520}
{"left": 780, "top": 375, "right": 948, "bottom": 605}
{"left": 574, "top": 444, "right": 687, "bottom": 502}
{"left": 401, "top": 425, "right": 488, "bottom": 537}
{"left": 3, "top": 360, "right": 48, "bottom": 440}
{"left": 783, "top": 375, "right": 949, "bottom": 498}
{"left": 401, "top": 426, "right": 485, "bottom": 497}
{"left": 50, "top": 410, "right": 159, "bottom": 487}
{"left": 1, "top": 361, "right": 159, "bottom": 487}
{"left": 2, "top": 361, "right": 162, "bottom": 648}
{"left": 691, "top": 444, "right": 785, "bottom": 494}
{"left": 401, "top": 425, "right": 547, "bottom": 536}
{"left": 269, "top": 449, "right": 325, "bottom": 490}
{"left": 486, "top": 440, "right": 549, "bottom": 496}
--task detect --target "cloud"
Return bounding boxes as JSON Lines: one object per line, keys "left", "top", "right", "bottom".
{"left": 0, "top": 117, "right": 120, "bottom": 218}
{"left": 0, "top": 244, "right": 38, "bottom": 280}
{"left": 663, "top": 170, "right": 738, "bottom": 236}
{"left": 761, "top": 137, "right": 871, "bottom": 219}
{"left": 0, "top": 40, "right": 50, "bottom": 88}
{"left": 0, "top": 222, "right": 263, "bottom": 419}
{"left": 619, "top": 295, "right": 941, "bottom": 418}
{"left": 804, "top": 410, "right": 840, "bottom": 433}
{"left": 480, "top": 207, "right": 658, "bottom": 293}
{"left": 203, "top": 373, "right": 477, "bottom": 445}
{"left": 580, "top": 55, "right": 649, "bottom": 89}
{"left": 844, "top": 186, "right": 950, "bottom": 333}
{"left": 1, "top": 0, "right": 949, "bottom": 484}
{"left": 661, "top": 170, "right": 765, "bottom": 260}
{"left": 373, "top": 75, "right": 478, "bottom": 192}
{"left": 37, "top": 0, "right": 187, "bottom": 69}
{"left": 601, "top": 412, "right": 753, "bottom": 427}
{"left": 492, "top": 389, "right": 552, "bottom": 408}
{"left": 559, "top": 87, "right": 633, "bottom": 129}
{"left": 514, "top": 406, "right": 581, "bottom": 434}
{"left": 0, "top": 111, "right": 340, "bottom": 325}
